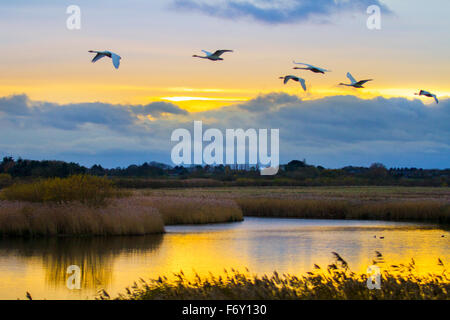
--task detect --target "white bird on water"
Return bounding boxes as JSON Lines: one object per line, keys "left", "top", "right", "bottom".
{"left": 415, "top": 90, "right": 439, "bottom": 104}
{"left": 339, "top": 72, "right": 373, "bottom": 88}
{"left": 292, "top": 61, "right": 331, "bottom": 74}
{"left": 193, "top": 50, "right": 233, "bottom": 61}
{"left": 88, "top": 50, "right": 122, "bottom": 69}
{"left": 280, "top": 75, "right": 307, "bottom": 91}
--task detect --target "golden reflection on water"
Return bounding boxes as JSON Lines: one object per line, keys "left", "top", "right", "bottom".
{"left": 0, "top": 218, "right": 448, "bottom": 300}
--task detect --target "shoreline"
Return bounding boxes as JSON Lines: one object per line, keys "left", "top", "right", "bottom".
{"left": 1, "top": 186, "right": 449, "bottom": 238}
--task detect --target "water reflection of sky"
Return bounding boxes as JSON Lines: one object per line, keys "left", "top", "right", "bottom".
{"left": 0, "top": 218, "right": 448, "bottom": 300}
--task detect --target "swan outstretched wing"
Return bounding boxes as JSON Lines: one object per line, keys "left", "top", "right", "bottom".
{"left": 298, "top": 78, "right": 306, "bottom": 91}
{"left": 314, "top": 66, "right": 330, "bottom": 72}
{"left": 111, "top": 53, "right": 121, "bottom": 69}
{"left": 346, "top": 72, "right": 357, "bottom": 84}
{"left": 433, "top": 94, "right": 439, "bottom": 104}
{"left": 213, "top": 50, "right": 233, "bottom": 57}
{"left": 293, "top": 61, "right": 312, "bottom": 68}
{"left": 293, "top": 61, "right": 330, "bottom": 72}
{"left": 283, "top": 76, "right": 296, "bottom": 84}
{"left": 91, "top": 52, "right": 106, "bottom": 63}
{"left": 355, "top": 79, "right": 373, "bottom": 86}
{"left": 202, "top": 50, "right": 213, "bottom": 57}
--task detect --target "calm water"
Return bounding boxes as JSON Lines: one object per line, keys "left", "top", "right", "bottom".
{"left": 0, "top": 218, "right": 448, "bottom": 300}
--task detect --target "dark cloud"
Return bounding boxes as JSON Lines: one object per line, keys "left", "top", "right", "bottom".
{"left": 0, "top": 95, "right": 188, "bottom": 131}
{"left": 194, "top": 93, "right": 450, "bottom": 168}
{"left": 134, "top": 101, "right": 189, "bottom": 117}
{"left": 0, "top": 94, "right": 31, "bottom": 115}
{"left": 171, "top": 0, "right": 391, "bottom": 24}
{"left": 238, "top": 92, "right": 300, "bottom": 112}
{"left": 0, "top": 93, "right": 449, "bottom": 169}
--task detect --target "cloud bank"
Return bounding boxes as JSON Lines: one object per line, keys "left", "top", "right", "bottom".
{"left": 171, "top": 0, "right": 391, "bottom": 24}
{"left": 0, "top": 93, "right": 448, "bottom": 168}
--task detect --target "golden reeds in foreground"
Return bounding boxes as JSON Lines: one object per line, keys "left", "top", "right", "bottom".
{"left": 0, "top": 198, "right": 164, "bottom": 237}
{"left": 97, "top": 253, "right": 450, "bottom": 300}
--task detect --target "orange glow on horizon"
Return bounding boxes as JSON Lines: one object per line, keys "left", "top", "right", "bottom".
{"left": 0, "top": 81, "right": 448, "bottom": 113}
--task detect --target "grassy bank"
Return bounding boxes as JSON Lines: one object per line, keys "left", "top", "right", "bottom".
{"left": 143, "top": 187, "right": 450, "bottom": 224}
{"left": 237, "top": 198, "right": 450, "bottom": 224}
{"left": 0, "top": 176, "right": 244, "bottom": 237}
{"left": 0, "top": 198, "right": 165, "bottom": 237}
{"left": 136, "top": 196, "right": 243, "bottom": 225}
{"left": 1, "top": 182, "right": 449, "bottom": 237}
{"left": 98, "top": 253, "right": 450, "bottom": 300}
{"left": 0, "top": 176, "right": 165, "bottom": 237}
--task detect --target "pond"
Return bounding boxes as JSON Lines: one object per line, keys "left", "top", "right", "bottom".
{"left": 0, "top": 218, "right": 448, "bottom": 299}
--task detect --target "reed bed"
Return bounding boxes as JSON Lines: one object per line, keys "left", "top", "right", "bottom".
{"left": 0, "top": 173, "right": 12, "bottom": 189}
{"left": 0, "top": 198, "right": 164, "bottom": 237}
{"left": 1, "top": 175, "right": 125, "bottom": 207}
{"left": 137, "top": 196, "right": 243, "bottom": 225}
{"left": 236, "top": 198, "right": 450, "bottom": 224}
{"left": 98, "top": 253, "right": 450, "bottom": 300}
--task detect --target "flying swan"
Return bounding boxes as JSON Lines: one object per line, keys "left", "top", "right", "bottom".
{"left": 293, "top": 61, "right": 330, "bottom": 74}
{"left": 280, "top": 75, "right": 307, "bottom": 91}
{"left": 415, "top": 90, "right": 439, "bottom": 104}
{"left": 339, "top": 72, "right": 373, "bottom": 88}
{"left": 193, "top": 50, "right": 234, "bottom": 61}
{"left": 88, "top": 50, "right": 122, "bottom": 69}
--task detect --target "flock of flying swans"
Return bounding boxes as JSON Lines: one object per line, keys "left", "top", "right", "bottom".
{"left": 88, "top": 49, "right": 439, "bottom": 104}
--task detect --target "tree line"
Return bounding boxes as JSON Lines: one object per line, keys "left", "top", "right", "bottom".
{"left": 0, "top": 157, "right": 449, "bottom": 188}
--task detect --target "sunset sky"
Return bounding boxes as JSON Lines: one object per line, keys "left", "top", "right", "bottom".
{"left": 0, "top": 0, "right": 449, "bottom": 168}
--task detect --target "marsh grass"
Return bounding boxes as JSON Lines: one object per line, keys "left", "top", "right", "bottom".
{"left": 1, "top": 175, "right": 125, "bottom": 207}
{"left": 137, "top": 196, "right": 243, "bottom": 225}
{"left": 0, "top": 198, "right": 164, "bottom": 237}
{"left": 237, "top": 198, "right": 450, "bottom": 224}
{"left": 98, "top": 253, "right": 450, "bottom": 300}
{"left": 145, "top": 186, "right": 450, "bottom": 202}
{"left": 0, "top": 173, "right": 12, "bottom": 189}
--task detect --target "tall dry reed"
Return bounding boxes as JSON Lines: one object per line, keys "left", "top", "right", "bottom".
{"left": 237, "top": 198, "right": 450, "bottom": 224}
{"left": 98, "top": 253, "right": 450, "bottom": 300}
{"left": 0, "top": 198, "right": 164, "bottom": 237}
{"left": 137, "top": 196, "right": 243, "bottom": 225}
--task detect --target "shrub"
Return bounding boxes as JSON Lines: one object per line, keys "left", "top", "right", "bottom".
{"left": 1, "top": 175, "right": 121, "bottom": 206}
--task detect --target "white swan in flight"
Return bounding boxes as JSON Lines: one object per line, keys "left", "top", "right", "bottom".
{"left": 88, "top": 50, "right": 121, "bottom": 69}
{"left": 415, "top": 90, "right": 439, "bottom": 104}
{"left": 280, "top": 75, "right": 307, "bottom": 91}
{"left": 339, "top": 72, "right": 373, "bottom": 88}
{"left": 292, "top": 61, "right": 330, "bottom": 74}
{"left": 193, "top": 50, "right": 233, "bottom": 61}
